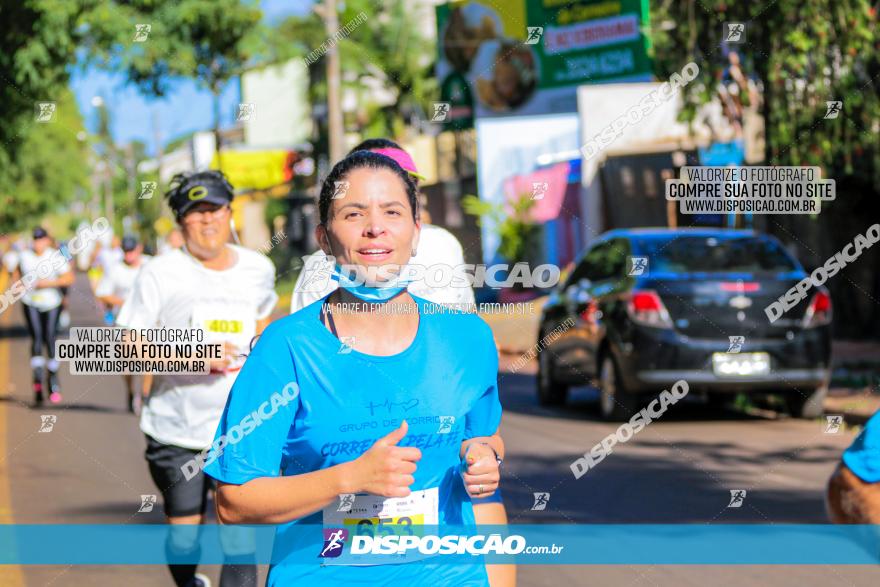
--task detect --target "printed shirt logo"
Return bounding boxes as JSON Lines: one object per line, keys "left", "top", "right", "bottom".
{"left": 319, "top": 528, "right": 349, "bottom": 558}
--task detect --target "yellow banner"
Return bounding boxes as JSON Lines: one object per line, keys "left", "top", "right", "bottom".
{"left": 211, "top": 150, "right": 293, "bottom": 190}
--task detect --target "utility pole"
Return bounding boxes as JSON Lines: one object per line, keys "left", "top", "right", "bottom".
{"left": 324, "top": 0, "right": 345, "bottom": 163}
{"left": 152, "top": 109, "right": 164, "bottom": 195}
{"left": 125, "top": 143, "right": 136, "bottom": 202}
{"left": 103, "top": 154, "right": 115, "bottom": 228}
{"left": 95, "top": 98, "right": 116, "bottom": 228}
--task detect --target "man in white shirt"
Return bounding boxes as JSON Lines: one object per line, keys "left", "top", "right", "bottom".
{"left": 96, "top": 236, "right": 150, "bottom": 317}
{"left": 96, "top": 235, "right": 150, "bottom": 412}
{"left": 117, "top": 171, "right": 276, "bottom": 587}
{"left": 93, "top": 235, "right": 124, "bottom": 275}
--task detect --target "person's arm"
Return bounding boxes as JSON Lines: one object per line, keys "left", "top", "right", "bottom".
{"left": 141, "top": 373, "right": 153, "bottom": 397}
{"left": 459, "top": 430, "right": 502, "bottom": 498}
{"left": 255, "top": 258, "right": 278, "bottom": 329}
{"left": 256, "top": 317, "right": 271, "bottom": 334}
{"left": 216, "top": 420, "right": 421, "bottom": 524}
{"left": 36, "top": 270, "right": 74, "bottom": 289}
{"left": 459, "top": 324, "right": 504, "bottom": 497}
{"left": 98, "top": 294, "right": 125, "bottom": 308}
{"left": 89, "top": 243, "right": 102, "bottom": 268}
{"left": 460, "top": 430, "right": 504, "bottom": 461}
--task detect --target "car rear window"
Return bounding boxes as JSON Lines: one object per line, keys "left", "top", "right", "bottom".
{"left": 636, "top": 236, "right": 799, "bottom": 273}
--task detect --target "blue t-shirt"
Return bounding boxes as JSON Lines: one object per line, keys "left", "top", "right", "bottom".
{"left": 843, "top": 411, "right": 880, "bottom": 483}
{"left": 205, "top": 295, "right": 501, "bottom": 586}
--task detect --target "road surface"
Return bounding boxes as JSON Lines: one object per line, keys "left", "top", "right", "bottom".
{"left": 1, "top": 274, "right": 878, "bottom": 586}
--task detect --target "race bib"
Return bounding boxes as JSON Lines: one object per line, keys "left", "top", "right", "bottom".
{"left": 190, "top": 299, "right": 256, "bottom": 369}
{"left": 321, "top": 487, "right": 439, "bottom": 566}
{"left": 31, "top": 290, "right": 51, "bottom": 305}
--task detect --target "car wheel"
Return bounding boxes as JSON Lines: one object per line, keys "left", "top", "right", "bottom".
{"left": 785, "top": 385, "right": 828, "bottom": 419}
{"left": 599, "top": 355, "right": 641, "bottom": 421}
{"left": 537, "top": 348, "right": 568, "bottom": 406}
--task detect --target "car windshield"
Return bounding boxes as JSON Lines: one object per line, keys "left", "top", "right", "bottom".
{"left": 636, "top": 235, "right": 799, "bottom": 273}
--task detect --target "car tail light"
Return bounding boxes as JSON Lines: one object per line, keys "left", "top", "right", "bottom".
{"left": 580, "top": 300, "right": 599, "bottom": 324}
{"left": 720, "top": 282, "right": 760, "bottom": 292}
{"left": 627, "top": 290, "right": 673, "bottom": 328}
{"left": 803, "top": 291, "right": 832, "bottom": 328}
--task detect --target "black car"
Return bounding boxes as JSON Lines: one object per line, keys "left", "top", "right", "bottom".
{"left": 536, "top": 228, "right": 832, "bottom": 421}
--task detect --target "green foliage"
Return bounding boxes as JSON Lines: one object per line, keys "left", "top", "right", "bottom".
{"left": 650, "top": 0, "right": 880, "bottom": 337}
{"left": 0, "top": 0, "right": 266, "bottom": 234}
{"left": 650, "top": 0, "right": 880, "bottom": 189}
{"left": 83, "top": 0, "right": 264, "bottom": 97}
{"left": 273, "top": 0, "right": 438, "bottom": 138}
{"left": 463, "top": 193, "right": 540, "bottom": 264}
{"left": 0, "top": 88, "right": 90, "bottom": 234}
{"left": 0, "top": 0, "right": 99, "bottom": 233}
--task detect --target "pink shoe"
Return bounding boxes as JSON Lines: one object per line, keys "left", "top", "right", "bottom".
{"left": 49, "top": 392, "right": 62, "bottom": 404}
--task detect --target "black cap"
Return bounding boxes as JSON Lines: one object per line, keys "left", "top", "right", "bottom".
{"left": 121, "top": 236, "right": 138, "bottom": 252}
{"left": 165, "top": 171, "right": 234, "bottom": 218}
{"left": 33, "top": 227, "right": 49, "bottom": 240}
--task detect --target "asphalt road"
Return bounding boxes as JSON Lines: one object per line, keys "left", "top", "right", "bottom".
{"left": 1, "top": 273, "right": 878, "bottom": 586}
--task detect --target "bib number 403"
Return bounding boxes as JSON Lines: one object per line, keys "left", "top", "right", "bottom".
{"left": 203, "top": 319, "right": 243, "bottom": 334}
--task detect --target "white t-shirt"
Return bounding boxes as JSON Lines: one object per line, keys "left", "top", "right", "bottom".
{"left": 2, "top": 249, "right": 19, "bottom": 273}
{"left": 116, "top": 245, "right": 278, "bottom": 449}
{"left": 96, "top": 247, "right": 123, "bottom": 273}
{"left": 289, "top": 224, "right": 475, "bottom": 313}
{"left": 95, "top": 256, "right": 152, "bottom": 302}
{"left": 18, "top": 248, "right": 72, "bottom": 311}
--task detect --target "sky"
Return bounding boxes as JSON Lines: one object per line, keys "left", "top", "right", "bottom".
{"left": 69, "top": 0, "right": 314, "bottom": 156}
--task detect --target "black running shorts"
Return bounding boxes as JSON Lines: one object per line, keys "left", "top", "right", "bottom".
{"left": 144, "top": 434, "right": 214, "bottom": 517}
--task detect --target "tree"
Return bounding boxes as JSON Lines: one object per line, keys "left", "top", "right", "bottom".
{"left": 272, "top": 0, "right": 438, "bottom": 140}
{"left": 0, "top": 88, "right": 90, "bottom": 234}
{"left": 650, "top": 0, "right": 880, "bottom": 337}
{"left": 82, "top": 0, "right": 264, "bottom": 156}
{"left": 1, "top": 1, "right": 265, "bottom": 233}
{"left": 462, "top": 193, "right": 541, "bottom": 266}
{"left": 0, "top": 0, "right": 97, "bottom": 233}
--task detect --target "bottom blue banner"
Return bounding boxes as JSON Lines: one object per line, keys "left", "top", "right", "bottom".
{"left": 1, "top": 524, "right": 879, "bottom": 565}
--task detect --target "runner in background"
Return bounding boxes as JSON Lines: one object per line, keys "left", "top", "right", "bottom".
{"left": 75, "top": 220, "right": 97, "bottom": 272}
{"left": 90, "top": 235, "right": 123, "bottom": 324}
{"left": 158, "top": 228, "right": 185, "bottom": 255}
{"left": 14, "top": 227, "right": 74, "bottom": 405}
{"left": 1, "top": 234, "right": 21, "bottom": 279}
{"left": 117, "top": 171, "right": 276, "bottom": 587}
{"left": 96, "top": 235, "right": 151, "bottom": 413}
{"left": 52, "top": 235, "right": 73, "bottom": 330}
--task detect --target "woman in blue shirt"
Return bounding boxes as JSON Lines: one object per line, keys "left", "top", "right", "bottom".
{"left": 206, "top": 150, "right": 504, "bottom": 585}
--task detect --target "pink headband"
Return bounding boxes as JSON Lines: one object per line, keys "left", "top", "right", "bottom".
{"left": 372, "top": 147, "right": 427, "bottom": 181}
